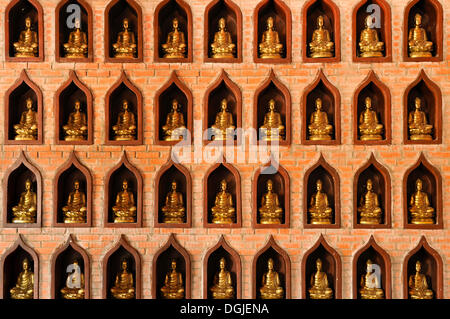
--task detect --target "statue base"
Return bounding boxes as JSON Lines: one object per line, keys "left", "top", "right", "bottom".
{"left": 64, "top": 217, "right": 86, "bottom": 224}
{"left": 212, "top": 217, "right": 234, "bottom": 224}
{"left": 65, "top": 135, "right": 87, "bottom": 141}
{"left": 360, "top": 216, "right": 381, "bottom": 225}
{"left": 65, "top": 53, "right": 87, "bottom": 59}
{"left": 310, "top": 218, "right": 332, "bottom": 225}
{"left": 309, "top": 289, "right": 333, "bottom": 299}
{"left": 12, "top": 217, "right": 35, "bottom": 224}
{"left": 114, "top": 53, "right": 135, "bottom": 58}
{"left": 162, "top": 216, "right": 185, "bottom": 224}
{"left": 309, "top": 134, "right": 332, "bottom": 141}
{"left": 161, "top": 291, "right": 184, "bottom": 299}
{"left": 310, "top": 51, "right": 333, "bottom": 58}
{"left": 260, "top": 53, "right": 282, "bottom": 59}
{"left": 15, "top": 135, "right": 36, "bottom": 141}
{"left": 212, "top": 53, "right": 235, "bottom": 59}
{"left": 409, "top": 51, "right": 432, "bottom": 58}
{"left": 410, "top": 217, "right": 435, "bottom": 225}
{"left": 359, "top": 51, "right": 384, "bottom": 58}
{"left": 359, "top": 134, "right": 382, "bottom": 141}
{"left": 14, "top": 53, "right": 36, "bottom": 58}
{"left": 259, "top": 217, "right": 282, "bottom": 225}
{"left": 114, "top": 216, "right": 136, "bottom": 223}
{"left": 164, "top": 53, "right": 186, "bottom": 59}
{"left": 410, "top": 134, "right": 432, "bottom": 141}
{"left": 114, "top": 135, "right": 135, "bottom": 141}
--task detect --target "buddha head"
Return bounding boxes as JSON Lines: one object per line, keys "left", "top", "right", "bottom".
{"left": 74, "top": 18, "right": 81, "bottom": 30}
{"left": 366, "top": 179, "right": 373, "bottom": 191}
{"left": 366, "top": 259, "right": 374, "bottom": 273}
{"left": 365, "top": 15, "right": 375, "bottom": 29}
{"left": 220, "top": 179, "right": 227, "bottom": 191}
{"left": 122, "top": 100, "right": 129, "bottom": 111}
{"left": 26, "top": 98, "right": 33, "bottom": 110}
{"left": 316, "top": 179, "right": 323, "bottom": 191}
{"left": 74, "top": 100, "right": 81, "bottom": 111}
{"left": 25, "top": 17, "right": 32, "bottom": 29}
{"left": 74, "top": 180, "right": 80, "bottom": 190}
{"left": 172, "top": 18, "right": 179, "bottom": 30}
{"left": 268, "top": 99, "right": 276, "bottom": 111}
{"left": 121, "top": 259, "right": 128, "bottom": 270}
{"left": 416, "top": 178, "right": 423, "bottom": 191}
{"left": 122, "top": 179, "right": 129, "bottom": 190}
{"left": 171, "top": 259, "right": 177, "bottom": 270}
{"left": 317, "top": 15, "right": 324, "bottom": 28}
{"left": 218, "top": 18, "right": 226, "bottom": 30}
{"left": 267, "top": 17, "right": 275, "bottom": 30}
{"left": 414, "top": 13, "right": 423, "bottom": 27}
{"left": 25, "top": 179, "right": 32, "bottom": 191}
{"left": 171, "top": 180, "right": 178, "bottom": 191}
{"left": 414, "top": 97, "right": 422, "bottom": 110}
{"left": 219, "top": 257, "right": 226, "bottom": 269}
{"left": 316, "top": 258, "right": 323, "bottom": 271}
{"left": 123, "top": 18, "right": 129, "bottom": 30}
{"left": 267, "top": 258, "right": 274, "bottom": 270}
{"left": 266, "top": 179, "right": 273, "bottom": 192}
{"left": 364, "top": 97, "right": 372, "bottom": 110}
{"left": 315, "top": 98, "right": 323, "bottom": 110}
{"left": 22, "top": 258, "right": 30, "bottom": 271}
{"left": 171, "top": 99, "right": 179, "bottom": 111}
{"left": 415, "top": 260, "right": 422, "bottom": 272}
{"left": 220, "top": 99, "right": 228, "bottom": 111}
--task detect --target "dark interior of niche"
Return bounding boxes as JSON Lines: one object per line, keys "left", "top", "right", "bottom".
{"left": 306, "top": 0, "right": 335, "bottom": 57}
{"left": 157, "top": 166, "right": 187, "bottom": 224}
{"left": 206, "top": 246, "right": 236, "bottom": 299}
{"left": 58, "top": 83, "right": 88, "bottom": 141}
{"left": 256, "top": 82, "right": 286, "bottom": 140}
{"left": 207, "top": 1, "right": 237, "bottom": 58}
{"left": 158, "top": 83, "right": 188, "bottom": 141}
{"left": 8, "top": 0, "right": 39, "bottom": 58}
{"left": 406, "top": 164, "right": 436, "bottom": 223}
{"left": 157, "top": 0, "right": 188, "bottom": 58}
{"left": 356, "top": 246, "right": 386, "bottom": 298}
{"left": 54, "top": 247, "right": 84, "bottom": 299}
{"left": 355, "top": 0, "right": 386, "bottom": 57}
{"left": 406, "top": 81, "right": 436, "bottom": 140}
{"left": 107, "top": 0, "right": 138, "bottom": 58}
{"left": 155, "top": 245, "right": 186, "bottom": 299}
{"left": 56, "top": 165, "right": 87, "bottom": 223}
{"left": 6, "top": 164, "right": 37, "bottom": 224}
{"left": 406, "top": 247, "right": 437, "bottom": 299}
{"left": 207, "top": 82, "right": 237, "bottom": 141}
{"left": 106, "top": 246, "right": 135, "bottom": 299}
{"left": 407, "top": 0, "right": 437, "bottom": 57}
{"left": 2, "top": 247, "right": 34, "bottom": 299}
{"left": 257, "top": 1, "right": 287, "bottom": 58}
{"left": 256, "top": 172, "right": 285, "bottom": 224}
{"left": 58, "top": 0, "right": 89, "bottom": 58}
{"left": 108, "top": 83, "right": 138, "bottom": 141}
{"left": 7, "top": 83, "right": 38, "bottom": 141}
{"left": 206, "top": 165, "right": 236, "bottom": 224}
{"left": 356, "top": 82, "right": 385, "bottom": 140}
{"left": 306, "top": 81, "right": 335, "bottom": 140}
{"left": 306, "top": 166, "right": 335, "bottom": 224}
{"left": 305, "top": 244, "right": 336, "bottom": 299}
{"left": 107, "top": 165, "right": 137, "bottom": 223}
{"left": 255, "top": 247, "right": 285, "bottom": 299}
{"left": 356, "top": 165, "right": 385, "bottom": 224}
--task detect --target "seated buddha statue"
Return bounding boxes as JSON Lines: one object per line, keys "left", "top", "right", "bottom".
{"left": 14, "top": 97, "right": 38, "bottom": 141}
{"left": 309, "top": 15, "right": 334, "bottom": 58}
{"left": 259, "top": 17, "right": 284, "bottom": 59}
{"left": 63, "top": 100, "right": 88, "bottom": 141}
{"left": 162, "top": 99, "right": 186, "bottom": 141}
{"left": 360, "top": 259, "right": 384, "bottom": 299}
{"left": 409, "top": 260, "right": 433, "bottom": 299}
{"left": 408, "top": 97, "right": 433, "bottom": 141}
{"left": 112, "top": 100, "right": 136, "bottom": 141}
{"left": 308, "top": 179, "right": 333, "bottom": 225}
{"left": 161, "top": 180, "right": 185, "bottom": 224}
{"left": 409, "top": 178, "right": 435, "bottom": 225}
{"left": 210, "top": 257, "right": 234, "bottom": 299}
{"left": 13, "top": 17, "right": 38, "bottom": 57}
{"left": 309, "top": 258, "right": 333, "bottom": 299}
{"left": 112, "top": 179, "right": 137, "bottom": 223}
{"left": 60, "top": 260, "right": 85, "bottom": 299}
{"left": 162, "top": 18, "right": 186, "bottom": 59}
{"left": 259, "top": 99, "right": 285, "bottom": 141}
{"left": 10, "top": 258, "right": 34, "bottom": 299}
{"left": 12, "top": 179, "right": 37, "bottom": 224}
{"left": 110, "top": 260, "right": 135, "bottom": 299}
{"left": 259, "top": 258, "right": 284, "bottom": 299}
{"left": 160, "top": 260, "right": 185, "bottom": 299}
{"left": 211, "top": 180, "right": 235, "bottom": 224}
{"left": 408, "top": 13, "right": 433, "bottom": 58}
{"left": 357, "top": 179, "right": 382, "bottom": 225}
{"left": 63, "top": 18, "right": 88, "bottom": 58}
{"left": 210, "top": 99, "right": 235, "bottom": 141}
{"left": 211, "top": 18, "right": 235, "bottom": 59}
{"left": 359, "top": 15, "right": 384, "bottom": 58}
{"left": 359, "top": 97, "right": 383, "bottom": 141}
{"left": 308, "top": 98, "right": 333, "bottom": 140}
{"left": 112, "top": 18, "right": 137, "bottom": 58}
{"left": 258, "top": 179, "right": 283, "bottom": 225}
{"left": 62, "top": 180, "right": 87, "bottom": 224}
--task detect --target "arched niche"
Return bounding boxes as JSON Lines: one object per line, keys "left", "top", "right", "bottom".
{"left": 0, "top": 235, "right": 39, "bottom": 298}
{"left": 353, "top": 153, "right": 391, "bottom": 228}
{"left": 403, "top": 153, "right": 442, "bottom": 229}
{"left": 154, "top": 154, "right": 192, "bottom": 228}
{"left": 4, "top": 70, "right": 43, "bottom": 145}
{"left": 104, "top": 152, "right": 143, "bottom": 227}
{"left": 152, "top": 234, "right": 191, "bottom": 299}
{"left": 104, "top": 0, "right": 143, "bottom": 62}
{"left": 50, "top": 234, "right": 90, "bottom": 299}
{"left": 203, "top": 236, "right": 241, "bottom": 299}
{"left": 302, "top": 69, "right": 341, "bottom": 145}
{"left": 2, "top": 151, "right": 42, "bottom": 228}
{"left": 204, "top": 0, "right": 242, "bottom": 63}
{"left": 352, "top": 0, "right": 392, "bottom": 62}
{"left": 102, "top": 235, "right": 141, "bottom": 299}
{"left": 55, "top": 0, "right": 93, "bottom": 62}
{"left": 252, "top": 235, "right": 290, "bottom": 299}
{"left": 302, "top": 0, "right": 341, "bottom": 63}
{"left": 253, "top": 0, "right": 292, "bottom": 63}
{"left": 54, "top": 70, "right": 93, "bottom": 145}
{"left": 304, "top": 154, "right": 340, "bottom": 228}
{"left": 353, "top": 236, "right": 391, "bottom": 299}
{"left": 154, "top": 71, "right": 193, "bottom": 145}
{"left": 403, "top": 0, "right": 443, "bottom": 62}
{"left": 353, "top": 70, "right": 391, "bottom": 145}
{"left": 302, "top": 234, "right": 342, "bottom": 299}
{"left": 154, "top": 0, "right": 192, "bottom": 63}
{"left": 254, "top": 69, "right": 291, "bottom": 146}
{"left": 403, "top": 236, "right": 443, "bottom": 299}
{"left": 105, "top": 71, "right": 143, "bottom": 145}
{"left": 5, "top": 0, "right": 44, "bottom": 62}
{"left": 403, "top": 70, "right": 442, "bottom": 144}
{"left": 53, "top": 151, "right": 92, "bottom": 227}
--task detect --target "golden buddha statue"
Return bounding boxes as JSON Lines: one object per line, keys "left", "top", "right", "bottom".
{"left": 211, "top": 18, "right": 235, "bottom": 59}
{"left": 10, "top": 258, "right": 34, "bottom": 299}
{"left": 60, "top": 260, "right": 85, "bottom": 299}
{"left": 110, "top": 260, "right": 135, "bottom": 299}
{"left": 308, "top": 98, "right": 333, "bottom": 140}
{"left": 258, "top": 179, "right": 283, "bottom": 224}
{"left": 13, "top": 17, "right": 38, "bottom": 57}
{"left": 14, "top": 97, "right": 38, "bottom": 141}
{"left": 409, "top": 260, "right": 433, "bottom": 299}
{"left": 113, "top": 18, "right": 136, "bottom": 58}
{"left": 359, "top": 96, "right": 383, "bottom": 141}
{"left": 359, "top": 15, "right": 384, "bottom": 58}
{"left": 211, "top": 180, "right": 235, "bottom": 224}
{"left": 308, "top": 179, "right": 333, "bottom": 225}
{"left": 409, "top": 178, "right": 435, "bottom": 225}
{"left": 62, "top": 180, "right": 87, "bottom": 224}
{"left": 63, "top": 18, "right": 88, "bottom": 58}
{"left": 161, "top": 180, "right": 185, "bottom": 224}
{"left": 162, "top": 99, "right": 186, "bottom": 141}
{"left": 408, "top": 13, "right": 433, "bottom": 58}
{"left": 309, "top": 258, "right": 333, "bottom": 299}
{"left": 360, "top": 259, "right": 384, "bottom": 299}
{"left": 160, "top": 260, "right": 184, "bottom": 299}
{"left": 259, "top": 258, "right": 284, "bottom": 299}
{"left": 112, "top": 100, "right": 136, "bottom": 141}
{"left": 408, "top": 97, "right": 433, "bottom": 141}
{"left": 162, "top": 18, "right": 186, "bottom": 59}
{"left": 357, "top": 179, "right": 382, "bottom": 225}
{"left": 210, "top": 257, "right": 234, "bottom": 299}
{"left": 62, "top": 100, "right": 88, "bottom": 141}
{"left": 12, "top": 179, "right": 37, "bottom": 224}
{"left": 259, "top": 17, "right": 283, "bottom": 59}
{"left": 211, "top": 99, "right": 235, "bottom": 141}
{"left": 309, "top": 15, "right": 334, "bottom": 58}
{"left": 112, "top": 179, "right": 137, "bottom": 223}
{"left": 259, "top": 99, "right": 285, "bottom": 141}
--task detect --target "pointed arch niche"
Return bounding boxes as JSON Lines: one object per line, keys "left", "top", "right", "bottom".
{"left": 152, "top": 234, "right": 191, "bottom": 299}
{"left": 403, "top": 153, "right": 442, "bottom": 229}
